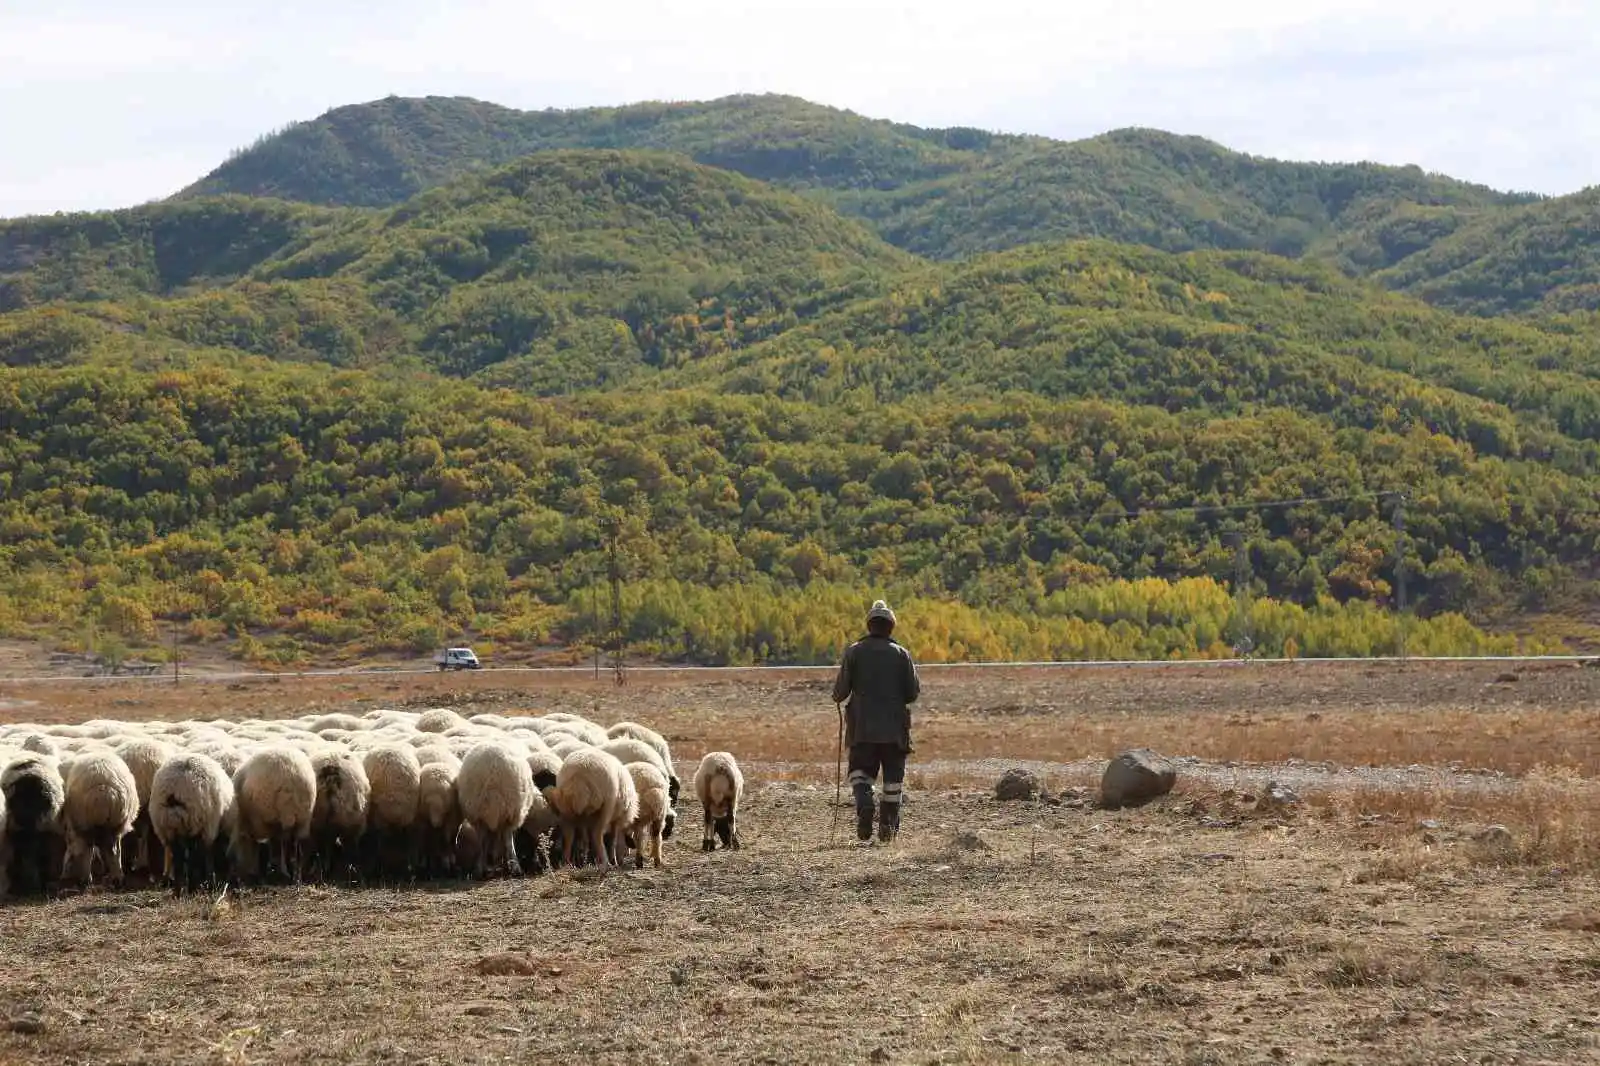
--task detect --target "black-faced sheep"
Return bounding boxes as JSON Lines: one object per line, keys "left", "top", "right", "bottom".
{"left": 60, "top": 750, "right": 141, "bottom": 888}
{"left": 150, "top": 753, "right": 235, "bottom": 896}
{"left": 456, "top": 742, "right": 534, "bottom": 878}
{"left": 231, "top": 747, "right": 317, "bottom": 885}
{"left": 694, "top": 752, "right": 744, "bottom": 852}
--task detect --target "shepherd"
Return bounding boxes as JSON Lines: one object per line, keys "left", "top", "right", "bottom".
{"left": 831, "top": 599, "right": 921, "bottom": 844}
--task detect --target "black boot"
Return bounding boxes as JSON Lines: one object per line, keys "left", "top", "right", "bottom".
{"left": 853, "top": 781, "right": 875, "bottom": 842}
{"left": 878, "top": 802, "right": 900, "bottom": 844}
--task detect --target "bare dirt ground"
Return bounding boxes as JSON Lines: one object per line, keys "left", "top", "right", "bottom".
{"left": 4, "top": 661, "right": 1600, "bottom": 1064}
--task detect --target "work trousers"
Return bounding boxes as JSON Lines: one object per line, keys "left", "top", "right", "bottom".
{"left": 848, "top": 742, "right": 907, "bottom": 815}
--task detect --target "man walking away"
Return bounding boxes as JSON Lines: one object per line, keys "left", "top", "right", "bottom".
{"left": 832, "top": 600, "right": 921, "bottom": 844}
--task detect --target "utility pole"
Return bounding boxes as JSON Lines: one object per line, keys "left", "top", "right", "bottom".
{"left": 1224, "top": 531, "right": 1253, "bottom": 658}
{"left": 591, "top": 565, "right": 600, "bottom": 682}
{"left": 171, "top": 616, "right": 180, "bottom": 684}
{"left": 604, "top": 516, "right": 626, "bottom": 687}
{"left": 1392, "top": 492, "right": 1409, "bottom": 660}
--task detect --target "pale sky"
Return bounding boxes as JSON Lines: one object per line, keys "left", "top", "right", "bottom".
{"left": 2, "top": 0, "right": 1596, "bottom": 218}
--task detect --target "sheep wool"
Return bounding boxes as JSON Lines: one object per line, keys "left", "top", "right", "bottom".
{"left": 416, "top": 759, "right": 463, "bottom": 878}
{"left": 456, "top": 742, "right": 535, "bottom": 878}
{"left": 114, "top": 737, "right": 177, "bottom": 875}
{"left": 60, "top": 750, "right": 140, "bottom": 888}
{"left": 2, "top": 753, "right": 66, "bottom": 895}
{"left": 607, "top": 721, "right": 680, "bottom": 810}
{"left": 625, "top": 762, "right": 671, "bottom": 869}
{"left": 546, "top": 748, "right": 628, "bottom": 868}
{"left": 150, "top": 753, "right": 235, "bottom": 896}
{"left": 231, "top": 747, "right": 317, "bottom": 884}
{"left": 310, "top": 750, "right": 371, "bottom": 882}
{"left": 694, "top": 752, "right": 745, "bottom": 853}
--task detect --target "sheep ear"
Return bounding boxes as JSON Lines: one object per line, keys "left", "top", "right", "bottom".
{"left": 532, "top": 770, "right": 558, "bottom": 792}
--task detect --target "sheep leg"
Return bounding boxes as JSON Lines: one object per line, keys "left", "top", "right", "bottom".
{"left": 589, "top": 821, "right": 610, "bottom": 869}
{"left": 560, "top": 821, "right": 577, "bottom": 868}
{"left": 105, "top": 831, "right": 125, "bottom": 889}
{"left": 651, "top": 822, "right": 663, "bottom": 868}
{"left": 502, "top": 829, "right": 522, "bottom": 877}
{"left": 702, "top": 807, "right": 716, "bottom": 852}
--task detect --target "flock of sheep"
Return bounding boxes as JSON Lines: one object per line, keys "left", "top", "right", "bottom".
{"left": 0, "top": 707, "right": 746, "bottom": 900}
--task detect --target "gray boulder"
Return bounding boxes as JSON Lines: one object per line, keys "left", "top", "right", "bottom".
{"left": 994, "top": 768, "right": 1042, "bottom": 801}
{"left": 1100, "top": 749, "right": 1177, "bottom": 809}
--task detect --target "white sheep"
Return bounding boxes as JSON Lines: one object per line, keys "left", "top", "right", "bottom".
{"left": 150, "top": 753, "right": 235, "bottom": 896}
{"left": 113, "top": 736, "right": 176, "bottom": 877}
{"left": 231, "top": 747, "right": 317, "bottom": 884}
{"left": 625, "top": 762, "right": 671, "bottom": 869}
{"left": 539, "top": 714, "right": 609, "bottom": 747}
{"left": 310, "top": 750, "right": 371, "bottom": 883}
{"left": 607, "top": 721, "right": 681, "bottom": 818}
{"left": 694, "top": 752, "right": 745, "bottom": 852}
{"left": 416, "top": 757, "right": 463, "bottom": 879}
{"left": 544, "top": 748, "right": 629, "bottom": 868}
{"left": 60, "top": 750, "right": 140, "bottom": 888}
{"left": 2, "top": 753, "right": 66, "bottom": 895}
{"left": 416, "top": 707, "right": 468, "bottom": 734}
{"left": 361, "top": 744, "right": 422, "bottom": 881}
{"left": 456, "top": 742, "right": 534, "bottom": 878}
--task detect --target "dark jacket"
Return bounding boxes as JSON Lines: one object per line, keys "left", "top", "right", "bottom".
{"left": 832, "top": 634, "right": 920, "bottom": 751}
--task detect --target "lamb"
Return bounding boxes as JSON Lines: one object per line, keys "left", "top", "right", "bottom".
{"left": 694, "top": 752, "right": 745, "bottom": 852}
{"left": 416, "top": 756, "right": 462, "bottom": 879}
{"left": 231, "top": 747, "right": 317, "bottom": 884}
{"left": 60, "top": 750, "right": 141, "bottom": 888}
{"left": 543, "top": 748, "right": 629, "bottom": 868}
{"left": 2, "top": 753, "right": 66, "bottom": 895}
{"left": 309, "top": 750, "right": 371, "bottom": 884}
{"left": 625, "top": 762, "right": 671, "bottom": 869}
{"left": 607, "top": 721, "right": 681, "bottom": 811}
{"left": 361, "top": 744, "right": 422, "bottom": 881}
{"left": 149, "top": 753, "right": 235, "bottom": 896}
{"left": 456, "top": 742, "right": 535, "bottom": 878}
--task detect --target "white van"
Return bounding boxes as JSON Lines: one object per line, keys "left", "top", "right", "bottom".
{"left": 434, "top": 647, "right": 482, "bottom": 671}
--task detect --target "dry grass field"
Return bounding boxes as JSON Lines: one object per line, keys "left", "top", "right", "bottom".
{"left": 4, "top": 660, "right": 1600, "bottom": 1064}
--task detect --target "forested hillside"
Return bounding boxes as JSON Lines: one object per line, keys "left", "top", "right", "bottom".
{"left": 173, "top": 93, "right": 1600, "bottom": 319}
{"left": 3, "top": 106, "right": 1600, "bottom": 667}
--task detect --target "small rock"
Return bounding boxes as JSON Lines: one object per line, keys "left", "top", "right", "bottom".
{"left": 950, "top": 831, "right": 990, "bottom": 852}
{"left": 869, "top": 1048, "right": 891, "bottom": 1063}
{"left": 1257, "top": 781, "right": 1300, "bottom": 812}
{"left": 1473, "top": 824, "right": 1516, "bottom": 853}
{"left": 1494, "top": 671, "right": 1520, "bottom": 683}
{"left": 1418, "top": 819, "right": 1442, "bottom": 831}
{"left": 994, "top": 768, "right": 1042, "bottom": 801}
{"left": 470, "top": 953, "right": 540, "bottom": 977}
{"left": 6, "top": 1014, "right": 45, "bottom": 1035}
{"left": 463, "top": 1004, "right": 500, "bottom": 1017}
{"left": 1099, "top": 749, "right": 1177, "bottom": 809}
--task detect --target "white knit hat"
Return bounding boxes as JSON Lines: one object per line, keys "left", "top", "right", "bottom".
{"left": 867, "top": 600, "right": 896, "bottom": 625}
